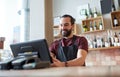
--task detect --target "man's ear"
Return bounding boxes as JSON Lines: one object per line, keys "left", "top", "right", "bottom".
{"left": 72, "top": 24, "right": 74, "bottom": 31}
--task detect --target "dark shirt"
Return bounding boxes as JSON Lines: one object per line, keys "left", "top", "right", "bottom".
{"left": 49, "top": 35, "right": 88, "bottom": 55}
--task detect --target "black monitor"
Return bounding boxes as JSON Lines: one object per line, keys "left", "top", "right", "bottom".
{"left": 10, "top": 39, "right": 52, "bottom": 63}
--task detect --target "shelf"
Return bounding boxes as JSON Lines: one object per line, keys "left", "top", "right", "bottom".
{"left": 110, "top": 11, "right": 120, "bottom": 28}
{"left": 82, "top": 16, "right": 102, "bottom": 21}
{"left": 88, "top": 46, "right": 120, "bottom": 51}
{"left": 111, "top": 10, "right": 120, "bottom": 14}
{"left": 112, "top": 26, "right": 120, "bottom": 29}
{"left": 53, "top": 26, "right": 59, "bottom": 28}
{"left": 82, "top": 30, "right": 105, "bottom": 34}
{"left": 54, "top": 34, "right": 61, "bottom": 38}
{"left": 82, "top": 16, "right": 104, "bottom": 32}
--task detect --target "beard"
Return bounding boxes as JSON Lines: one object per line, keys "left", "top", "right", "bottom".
{"left": 61, "top": 28, "right": 72, "bottom": 37}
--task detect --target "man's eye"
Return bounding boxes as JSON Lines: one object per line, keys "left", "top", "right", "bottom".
{"left": 65, "top": 24, "right": 68, "bottom": 26}
{"left": 60, "top": 23, "right": 69, "bottom": 27}
{"left": 64, "top": 24, "right": 69, "bottom": 26}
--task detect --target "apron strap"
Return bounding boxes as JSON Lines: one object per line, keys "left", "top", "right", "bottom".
{"left": 57, "top": 35, "right": 77, "bottom": 62}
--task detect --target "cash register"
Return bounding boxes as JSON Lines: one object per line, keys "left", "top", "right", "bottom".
{"left": 0, "top": 39, "right": 52, "bottom": 70}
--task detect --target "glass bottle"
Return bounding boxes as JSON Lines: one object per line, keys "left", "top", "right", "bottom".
{"left": 93, "top": 7, "right": 98, "bottom": 18}
{"left": 112, "top": 0, "right": 116, "bottom": 12}
{"left": 99, "top": 20, "right": 103, "bottom": 30}
{"left": 114, "top": 32, "right": 119, "bottom": 46}
{"left": 85, "top": 9, "right": 88, "bottom": 19}
{"left": 108, "top": 37, "right": 112, "bottom": 47}
{"left": 89, "top": 21, "right": 93, "bottom": 31}
{"left": 89, "top": 8, "right": 93, "bottom": 18}
{"left": 101, "top": 37, "right": 105, "bottom": 47}
{"left": 113, "top": 16, "right": 118, "bottom": 27}
{"left": 93, "top": 21, "right": 97, "bottom": 31}
{"left": 83, "top": 23, "right": 88, "bottom": 32}
{"left": 93, "top": 36, "right": 97, "bottom": 48}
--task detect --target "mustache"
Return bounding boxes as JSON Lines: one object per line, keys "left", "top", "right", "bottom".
{"left": 60, "top": 29, "right": 68, "bottom": 33}
{"left": 62, "top": 29, "right": 68, "bottom": 31}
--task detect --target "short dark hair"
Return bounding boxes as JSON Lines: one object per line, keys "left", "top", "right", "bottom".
{"left": 60, "top": 14, "right": 75, "bottom": 25}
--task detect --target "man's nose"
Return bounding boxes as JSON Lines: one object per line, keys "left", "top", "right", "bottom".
{"left": 61, "top": 25, "right": 66, "bottom": 29}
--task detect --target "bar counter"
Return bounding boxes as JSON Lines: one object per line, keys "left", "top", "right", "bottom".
{"left": 0, "top": 65, "right": 120, "bottom": 77}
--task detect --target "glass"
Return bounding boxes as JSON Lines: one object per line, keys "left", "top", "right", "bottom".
{"left": 0, "top": 49, "right": 14, "bottom": 62}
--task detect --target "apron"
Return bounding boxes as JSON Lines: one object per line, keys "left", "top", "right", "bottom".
{"left": 56, "top": 36, "right": 78, "bottom": 62}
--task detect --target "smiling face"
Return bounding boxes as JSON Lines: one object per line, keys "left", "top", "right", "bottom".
{"left": 60, "top": 17, "right": 74, "bottom": 37}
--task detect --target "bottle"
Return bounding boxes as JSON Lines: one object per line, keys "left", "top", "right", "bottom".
{"left": 114, "top": 32, "right": 119, "bottom": 46}
{"left": 112, "top": 1, "right": 116, "bottom": 12}
{"left": 108, "top": 37, "right": 112, "bottom": 47}
{"left": 93, "top": 36, "right": 97, "bottom": 48}
{"left": 97, "top": 37, "right": 102, "bottom": 48}
{"left": 113, "top": 16, "right": 118, "bottom": 27}
{"left": 89, "top": 21, "right": 93, "bottom": 31}
{"left": 83, "top": 23, "right": 88, "bottom": 32}
{"left": 85, "top": 9, "right": 88, "bottom": 19}
{"left": 93, "top": 21, "right": 97, "bottom": 31}
{"left": 93, "top": 7, "right": 98, "bottom": 18}
{"left": 101, "top": 37, "right": 105, "bottom": 47}
{"left": 118, "top": 32, "right": 120, "bottom": 46}
{"left": 88, "top": 8, "right": 93, "bottom": 18}
{"left": 99, "top": 20, "right": 103, "bottom": 30}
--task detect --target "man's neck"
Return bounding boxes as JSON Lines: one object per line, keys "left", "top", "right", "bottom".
{"left": 64, "top": 33, "right": 73, "bottom": 39}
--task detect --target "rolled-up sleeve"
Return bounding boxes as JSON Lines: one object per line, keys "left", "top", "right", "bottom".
{"left": 78, "top": 37, "right": 88, "bottom": 52}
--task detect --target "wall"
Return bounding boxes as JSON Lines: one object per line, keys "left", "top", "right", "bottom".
{"left": 30, "top": 0, "right": 45, "bottom": 40}
{"left": 53, "top": 0, "right": 119, "bottom": 17}
{"left": 53, "top": 0, "right": 101, "bottom": 23}
{"left": 30, "top": 0, "right": 53, "bottom": 46}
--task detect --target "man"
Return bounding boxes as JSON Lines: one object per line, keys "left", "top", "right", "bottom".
{"left": 49, "top": 14, "right": 88, "bottom": 67}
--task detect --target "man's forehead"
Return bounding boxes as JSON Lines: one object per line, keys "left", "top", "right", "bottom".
{"left": 60, "top": 17, "right": 71, "bottom": 24}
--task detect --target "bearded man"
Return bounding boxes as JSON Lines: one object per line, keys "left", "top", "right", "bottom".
{"left": 49, "top": 14, "right": 88, "bottom": 67}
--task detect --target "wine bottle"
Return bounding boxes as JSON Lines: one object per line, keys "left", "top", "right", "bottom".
{"left": 112, "top": 0, "right": 116, "bottom": 12}
{"left": 108, "top": 37, "right": 112, "bottom": 46}
{"left": 88, "top": 8, "right": 93, "bottom": 18}
{"left": 93, "top": 21, "right": 97, "bottom": 31}
{"left": 85, "top": 9, "right": 88, "bottom": 19}
{"left": 113, "top": 16, "right": 118, "bottom": 27}
{"left": 83, "top": 23, "right": 88, "bottom": 32}
{"left": 99, "top": 20, "right": 103, "bottom": 30}
{"left": 89, "top": 21, "right": 93, "bottom": 31}
{"left": 93, "top": 7, "right": 98, "bottom": 18}
{"left": 93, "top": 36, "right": 97, "bottom": 48}
{"left": 101, "top": 37, "right": 105, "bottom": 47}
{"left": 114, "top": 32, "right": 119, "bottom": 46}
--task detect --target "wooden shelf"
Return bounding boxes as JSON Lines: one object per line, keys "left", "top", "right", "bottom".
{"left": 82, "top": 30, "right": 105, "bottom": 34}
{"left": 82, "top": 16, "right": 104, "bottom": 33}
{"left": 110, "top": 11, "right": 120, "bottom": 28}
{"left": 89, "top": 46, "right": 120, "bottom": 51}
{"left": 112, "top": 26, "right": 120, "bottom": 30}
{"left": 82, "top": 16, "right": 102, "bottom": 21}
{"left": 111, "top": 10, "right": 120, "bottom": 14}
{"left": 53, "top": 26, "right": 59, "bottom": 28}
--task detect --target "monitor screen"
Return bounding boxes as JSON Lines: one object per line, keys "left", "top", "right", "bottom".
{"left": 10, "top": 39, "right": 52, "bottom": 63}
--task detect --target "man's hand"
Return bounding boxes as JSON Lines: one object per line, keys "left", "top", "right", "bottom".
{"left": 51, "top": 57, "right": 65, "bottom": 67}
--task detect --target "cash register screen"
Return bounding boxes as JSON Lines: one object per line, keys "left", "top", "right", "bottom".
{"left": 10, "top": 39, "right": 52, "bottom": 63}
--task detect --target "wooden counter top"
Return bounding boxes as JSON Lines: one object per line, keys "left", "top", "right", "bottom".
{"left": 0, "top": 65, "right": 120, "bottom": 77}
